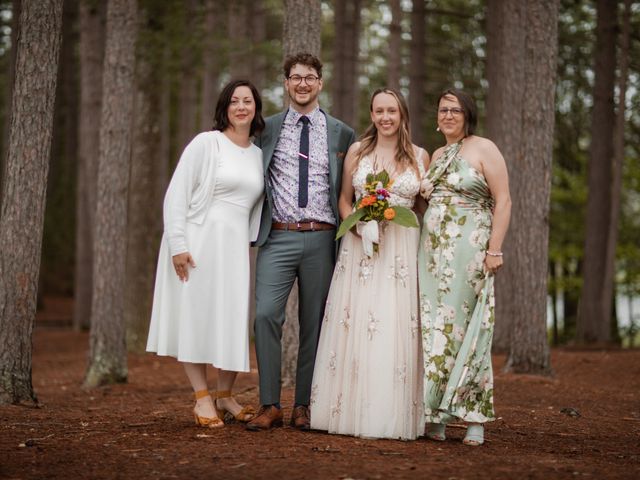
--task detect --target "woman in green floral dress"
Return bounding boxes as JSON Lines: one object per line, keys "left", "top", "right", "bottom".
{"left": 418, "top": 89, "right": 511, "bottom": 446}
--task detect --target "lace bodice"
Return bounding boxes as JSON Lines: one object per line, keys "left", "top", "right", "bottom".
{"left": 352, "top": 155, "right": 424, "bottom": 208}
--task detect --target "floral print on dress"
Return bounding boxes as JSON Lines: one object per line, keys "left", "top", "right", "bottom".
{"left": 419, "top": 141, "right": 496, "bottom": 425}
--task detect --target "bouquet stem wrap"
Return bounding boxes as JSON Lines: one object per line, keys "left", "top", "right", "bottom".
{"left": 356, "top": 220, "right": 380, "bottom": 257}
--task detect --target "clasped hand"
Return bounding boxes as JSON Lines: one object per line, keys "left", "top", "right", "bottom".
{"left": 172, "top": 252, "right": 196, "bottom": 282}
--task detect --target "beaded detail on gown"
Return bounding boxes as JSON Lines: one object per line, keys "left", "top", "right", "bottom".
{"left": 310, "top": 155, "right": 425, "bottom": 440}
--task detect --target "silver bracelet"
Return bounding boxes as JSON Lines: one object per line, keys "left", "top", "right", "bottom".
{"left": 486, "top": 250, "right": 503, "bottom": 257}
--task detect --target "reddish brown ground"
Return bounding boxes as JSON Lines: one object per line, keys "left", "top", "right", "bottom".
{"left": 1, "top": 297, "right": 639, "bottom": 479}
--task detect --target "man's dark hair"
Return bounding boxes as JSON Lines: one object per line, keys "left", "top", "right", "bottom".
{"left": 283, "top": 52, "right": 323, "bottom": 79}
{"left": 212, "top": 79, "right": 265, "bottom": 136}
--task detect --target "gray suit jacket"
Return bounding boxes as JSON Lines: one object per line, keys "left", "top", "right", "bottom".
{"left": 253, "top": 109, "right": 356, "bottom": 248}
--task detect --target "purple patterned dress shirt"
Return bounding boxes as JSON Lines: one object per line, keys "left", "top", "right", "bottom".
{"left": 269, "top": 106, "right": 335, "bottom": 224}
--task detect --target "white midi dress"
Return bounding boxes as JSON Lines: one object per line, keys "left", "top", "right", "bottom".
{"left": 146, "top": 131, "right": 263, "bottom": 372}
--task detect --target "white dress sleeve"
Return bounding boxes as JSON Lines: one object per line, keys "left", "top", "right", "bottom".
{"left": 163, "top": 134, "right": 208, "bottom": 256}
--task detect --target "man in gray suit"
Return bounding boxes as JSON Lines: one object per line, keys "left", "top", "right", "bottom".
{"left": 247, "top": 53, "right": 356, "bottom": 431}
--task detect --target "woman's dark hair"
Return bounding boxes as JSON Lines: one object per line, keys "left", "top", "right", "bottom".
{"left": 438, "top": 88, "right": 477, "bottom": 136}
{"left": 212, "top": 79, "right": 265, "bottom": 136}
{"left": 283, "top": 52, "right": 323, "bottom": 78}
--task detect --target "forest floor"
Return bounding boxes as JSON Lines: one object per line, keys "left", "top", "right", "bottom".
{"left": 1, "top": 297, "right": 639, "bottom": 480}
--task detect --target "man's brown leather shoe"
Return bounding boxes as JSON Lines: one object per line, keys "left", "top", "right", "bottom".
{"left": 245, "top": 405, "right": 283, "bottom": 431}
{"left": 290, "top": 405, "right": 310, "bottom": 430}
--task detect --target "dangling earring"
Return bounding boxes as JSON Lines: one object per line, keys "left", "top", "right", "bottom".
{"left": 436, "top": 126, "right": 440, "bottom": 132}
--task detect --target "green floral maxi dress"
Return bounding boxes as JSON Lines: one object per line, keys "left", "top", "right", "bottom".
{"left": 418, "top": 140, "right": 496, "bottom": 424}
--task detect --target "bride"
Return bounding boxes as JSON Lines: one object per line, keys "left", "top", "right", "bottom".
{"left": 309, "top": 88, "right": 428, "bottom": 440}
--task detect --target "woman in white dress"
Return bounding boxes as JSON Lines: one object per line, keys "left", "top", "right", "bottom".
{"left": 310, "top": 88, "right": 429, "bottom": 440}
{"left": 146, "top": 80, "right": 265, "bottom": 428}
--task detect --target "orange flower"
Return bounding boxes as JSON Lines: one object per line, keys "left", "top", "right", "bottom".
{"left": 384, "top": 208, "right": 396, "bottom": 220}
{"left": 360, "top": 195, "right": 377, "bottom": 208}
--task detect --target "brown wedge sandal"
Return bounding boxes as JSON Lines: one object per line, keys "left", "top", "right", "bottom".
{"left": 213, "top": 390, "right": 256, "bottom": 423}
{"left": 193, "top": 389, "right": 224, "bottom": 428}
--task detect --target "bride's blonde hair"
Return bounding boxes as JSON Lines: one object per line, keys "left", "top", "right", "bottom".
{"left": 353, "top": 88, "right": 419, "bottom": 177}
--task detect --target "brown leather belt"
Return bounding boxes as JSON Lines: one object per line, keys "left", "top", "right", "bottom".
{"left": 271, "top": 221, "right": 335, "bottom": 232}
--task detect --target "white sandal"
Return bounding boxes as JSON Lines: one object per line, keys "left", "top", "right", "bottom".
{"left": 426, "top": 422, "right": 446, "bottom": 441}
{"left": 463, "top": 424, "right": 484, "bottom": 446}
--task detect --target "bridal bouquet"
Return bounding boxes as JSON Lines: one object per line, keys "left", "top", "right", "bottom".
{"left": 336, "top": 169, "right": 418, "bottom": 257}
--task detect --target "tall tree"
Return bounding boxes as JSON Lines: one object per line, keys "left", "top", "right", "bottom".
{"left": 486, "top": 0, "right": 526, "bottom": 351}
{"left": 503, "top": 0, "right": 559, "bottom": 374}
{"left": 409, "top": 0, "right": 426, "bottom": 146}
{"left": 331, "top": 0, "right": 360, "bottom": 128}
{"left": 228, "top": 0, "right": 251, "bottom": 79}
{"left": 0, "top": 0, "right": 63, "bottom": 404}
{"left": 199, "top": 0, "right": 221, "bottom": 131}
{"left": 124, "top": 4, "right": 168, "bottom": 353}
{"left": 74, "top": 0, "right": 106, "bottom": 330}
{"left": 176, "top": 0, "right": 200, "bottom": 151}
{"left": 578, "top": 0, "right": 619, "bottom": 344}
{"left": 608, "top": 0, "right": 631, "bottom": 343}
{"left": 387, "top": 0, "right": 402, "bottom": 90}
{"left": 42, "top": 0, "right": 78, "bottom": 297}
{"left": 0, "top": 0, "right": 20, "bottom": 205}
{"left": 280, "top": 0, "right": 321, "bottom": 386}
{"left": 85, "top": 0, "right": 137, "bottom": 388}
{"left": 249, "top": 0, "right": 267, "bottom": 90}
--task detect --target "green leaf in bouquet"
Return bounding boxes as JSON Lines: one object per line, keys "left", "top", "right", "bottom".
{"left": 336, "top": 209, "right": 366, "bottom": 239}
{"left": 390, "top": 206, "right": 419, "bottom": 228}
{"left": 376, "top": 169, "right": 390, "bottom": 186}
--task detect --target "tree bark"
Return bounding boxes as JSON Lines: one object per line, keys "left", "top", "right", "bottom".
{"left": 74, "top": 0, "right": 105, "bottom": 330}
{"left": 387, "top": 0, "right": 402, "bottom": 90}
{"left": 504, "top": 0, "right": 558, "bottom": 374}
{"left": 176, "top": 0, "right": 200, "bottom": 151}
{"left": 228, "top": 0, "right": 250, "bottom": 79}
{"left": 486, "top": 0, "right": 526, "bottom": 352}
{"left": 280, "top": 0, "right": 321, "bottom": 386}
{"left": 42, "top": 0, "right": 78, "bottom": 297}
{"left": 603, "top": 0, "right": 630, "bottom": 346}
{"left": 124, "top": 7, "right": 167, "bottom": 353}
{"left": 249, "top": 0, "right": 267, "bottom": 91}
{"left": 409, "top": 0, "right": 426, "bottom": 146}
{"left": 0, "top": 0, "right": 63, "bottom": 405}
{"left": 200, "top": 0, "right": 220, "bottom": 131}
{"left": 85, "top": 0, "right": 137, "bottom": 388}
{"left": 331, "top": 0, "right": 360, "bottom": 128}
{"left": 0, "top": 0, "right": 21, "bottom": 206}
{"left": 577, "top": 0, "right": 618, "bottom": 344}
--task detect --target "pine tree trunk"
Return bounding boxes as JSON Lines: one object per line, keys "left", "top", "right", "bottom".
{"left": 331, "top": 0, "right": 360, "bottom": 128}
{"left": 0, "top": 0, "right": 21, "bottom": 205}
{"left": 409, "top": 0, "right": 426, "bottom": 146}
{"left": 43, "top": 0, "right": 78, "bottom": 298}
{"left": 200, "top": 0, "right": 220, "bottom": 131}
{"left": 0, "top": 0, "right": 63, "bottom": 405}
{"left": 604, "top": 0, "right": 630, "bottom": 346}
{"left": 387, "top": 0, "right": 402, "bottom": 90}
{"left": 281, "top": 0, "right": 321, "bottom": 386}
{"left": 486, "top": 0, "right": 526, "bottom": 352}
{"left": 74, "top": 0, "right": 105, "bottom": 330}
{"left": 84, "top": 0, "right": 137, "bottom": 388}
{"left": 577, "top": 0, "right": 618, "bottom": 344}
{"left": 249, "top": 0, "right": 267, "bottom": 91}
{"left": 228, "top": 0, "right": 251, "bottom": 79}
{"left": 176, "top": 0, "right": 199, "bottom": 151}
{"left": 504, "top": 0, "right": 558, "bottom": 374}
{"left": 124, "top": 8, "right": 167, "bottom": 353}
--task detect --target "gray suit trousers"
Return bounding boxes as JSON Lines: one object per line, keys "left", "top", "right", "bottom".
{"left": 254, "top": 229, "right": 335, "bottom": 406}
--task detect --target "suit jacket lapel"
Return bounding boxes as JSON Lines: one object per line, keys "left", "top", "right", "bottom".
{"left": 262, "top": 111, "right": 287, "bottom": 171}
{"left": 324, "top": 111, "right": 340, "bottom": 189}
